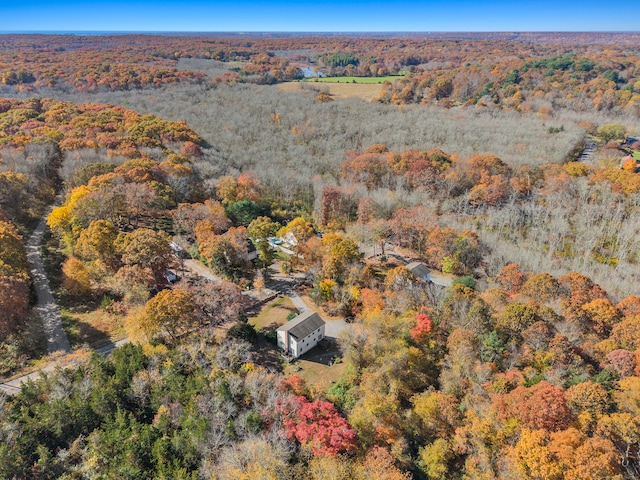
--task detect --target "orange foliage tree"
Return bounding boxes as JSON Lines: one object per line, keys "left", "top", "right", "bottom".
{"left": 493, "top": 381, "right": 571, "bottom": 431}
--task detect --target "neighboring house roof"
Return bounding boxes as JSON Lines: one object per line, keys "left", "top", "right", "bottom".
{"left": 406, "top": 261, "right": 431, "bottom": 280}
{"left": 278, "top": 311, "right": 325, "bottom": 340}
{"left": 622, "top": 137, "right": 640, "bottom": 148}
{"left": 284, "top": 232, "right": 298, "bottom": 247}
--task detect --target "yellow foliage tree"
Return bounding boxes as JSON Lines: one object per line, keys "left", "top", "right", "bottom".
{"left": 48, "top": 185, "right": 92, "bottom": 248}
{"left": 563, "top": 162, "right": 589, "bottom": 177}
{"left": 614, "top": 377, "right": 640, "bottom": 416}
{"left": 140, "top": 289, "right": 198, "bottom": 343}
{"left": 621, "top": 157, "right": 638, "bottom": 172}
{"left": 62, "top": 257, "right": 92, "bottom": 296}
{"left": 309, "top": 454, "right": 351, "bottom": 480}
{"left": 75, "top": 219, "right": 119, "bottom": 265}
{"left": 277, "top": 216, "right": 314, "bottom": 243}
{"left": 582, "top": 298, "right": 620, "bottom": 335}
{"left": 418, "top": 438, "right": 453, "bottom": 480}
{"left": 510, "top": 429, "right": 562, "bottom": 480}
{"left": 0, "top": 221, "right": 29, "bottom": 279}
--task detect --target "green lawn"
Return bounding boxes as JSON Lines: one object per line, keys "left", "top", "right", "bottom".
{"left": 307, "top": 75, "right": 403, "bottom": 84}
{"left": 284, "top": 357, "right": 346, "bottom": 392}
{"left": 274, "top": 250, "right": 291, "bottom": 261}
{"left": 632, "top": 151, "right": 640, "bottom": 160}
{"left": 248, "top": 296, "right": 296, "bottom": 331}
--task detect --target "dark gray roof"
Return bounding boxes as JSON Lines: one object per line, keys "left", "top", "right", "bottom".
{"left": 406, "top": 261, "right": 431, "bottom": 280}
{"left": 277, "top": 311, "right": 325, "bottom": 340}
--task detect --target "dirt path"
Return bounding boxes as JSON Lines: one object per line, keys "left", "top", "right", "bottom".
{"left": 183, "top": 259, "right": 224, "bottom": 284}
{"left": 0, "top": 363, "right": 58, "bottom": 396}
{"left": 0, "top": 338, "right": 131, "bottom": 396}
{"left": 578, "top": 138, "right": 596, "bottom": 164}
{"left": 266, "top": 267, "right": 309, "bottom": 312}
{"left": 1, "top": 201, "right": 124, "bottom": 397}
{"left": 27, "top": 203, "right": 71, "bottom": 354}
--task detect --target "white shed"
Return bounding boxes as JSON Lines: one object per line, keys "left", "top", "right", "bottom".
{"left": 277, "top": 311, "right": 325, "bottom": 358}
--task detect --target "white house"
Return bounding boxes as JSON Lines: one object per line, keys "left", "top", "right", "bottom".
{"left": 277, "top": 311, "right": 326, "bottom": 358}
{"left": 268, "top": 233, "right": 300, "bottom": 257}
{"left": 406, "top": 261, "right": 431, "bottom": 283}
{"left": 283, "top": 232, "right": 298, "bottom": 248}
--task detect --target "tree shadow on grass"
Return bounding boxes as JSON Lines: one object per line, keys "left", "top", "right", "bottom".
{"left": 60, "top": 312, "right": 114, "bottom": 349}
{"left": 250, "top": 335, "right": 284, "bottom": 373}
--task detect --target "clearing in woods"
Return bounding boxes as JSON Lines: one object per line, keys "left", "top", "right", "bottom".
{"left": 307, "top": 75, "right": 402, "bottom": 83}
{"left": 60, "top": 307, "right": 125, "bottom": 349}
{"left": 278, "top": 81, "right": 383, "bottom": 102}
{"left": 248, "top": 296, "right": 297, "bottom": 331}
{"left": 284, "top": 358, "right": 346, "bottom": 392}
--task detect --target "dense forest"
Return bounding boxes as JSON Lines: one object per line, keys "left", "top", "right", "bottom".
{"left": 2, "top": 33, "right": 640, "bottom": 115}
{"left": 1, "top": 33, "right": 640, "bottom": 479}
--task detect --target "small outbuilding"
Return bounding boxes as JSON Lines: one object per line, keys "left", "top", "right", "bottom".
{"left": 406, "top": 261, "right": 431, "bottom": 283}
{"left": 277, "top": 311, "right": 326, "bottom": 358}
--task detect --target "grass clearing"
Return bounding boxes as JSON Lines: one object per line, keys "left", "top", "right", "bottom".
{"left": 61, "top": 307, "right": 125, "bottom": 349}
{"left": 308, "top": 75, "right": 402, "bottom": 84}
{"left": 248, "top": 296, "right": 296, "bottom": 331}
{"left": 284, "top": 345, "right": 346, "bottom": 392}
{"left": 274, "top": 251, "right": 291, "bottom": 261}
{"left": 278, "top": 81, "right": 383, "bottom": 102}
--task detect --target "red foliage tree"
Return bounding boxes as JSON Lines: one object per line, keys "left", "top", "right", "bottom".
{"left": 605, "top": 349, "right": 635, "bottom": 378}
{"left": 319, "top": 186, "right": 357, "bottom": 228}
{"left": 411, "top": 313, "right": 434, "bottom": 344}
{"left": 180, "top": 141, "right": 203, "bottom": 157}
{"left": 493, "top": 381, "right": 571, "bottom": 431}
{"left": 284, "top": 396, "right": 357, "bottom": 456}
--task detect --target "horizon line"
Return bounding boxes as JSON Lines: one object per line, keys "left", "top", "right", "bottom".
{"left": 1, "top": 30, "right": 640, "bottom": 35}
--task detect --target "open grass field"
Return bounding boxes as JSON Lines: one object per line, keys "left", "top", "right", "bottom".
{"left": 61, "top": 307, "right": 125, "bottom": 349}
{"left": 248, "top": 296, "right": 296, "bottom": 331}
{"left": 277, "top": 81, "right": 383, "bottom": 102}
{"left": 307, "top": 75, "right": 402, "bottom": 84}
{"left": 285, "top": 356, "right": 346, "bottom": 393}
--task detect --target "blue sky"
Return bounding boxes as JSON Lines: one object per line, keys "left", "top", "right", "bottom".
{"left": 1, "top": 0, "right": 638, "bottom": 32}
